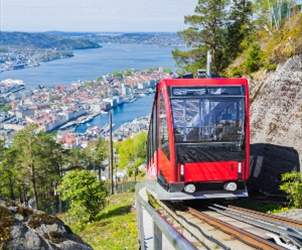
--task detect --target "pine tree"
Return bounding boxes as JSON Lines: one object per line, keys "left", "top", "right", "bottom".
{"left": 226, "top": 0, "right": 253, "bottom": 60}
{"left": 173, "top": 0, "right": 229, "bottom": 74}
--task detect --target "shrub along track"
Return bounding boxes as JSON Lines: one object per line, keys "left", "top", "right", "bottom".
{"left": 149, "top": 195, "right": 302, "bottom": 250}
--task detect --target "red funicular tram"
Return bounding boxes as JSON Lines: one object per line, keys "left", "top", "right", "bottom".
{"left": 146, "top": 78, "right": 250, "bottom": 200}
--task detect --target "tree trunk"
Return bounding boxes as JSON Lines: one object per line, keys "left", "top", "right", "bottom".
{"left": 31, "top": 164, "right": 39, "bottom": 209}
{"left": 134, "top": 168, "right": 137, "bottom": 183}
{"left": 8, "top": 175, "right": 15, "bottom": 200}
{"left": 98, "top": 166, "right": 102, "bottom": 182}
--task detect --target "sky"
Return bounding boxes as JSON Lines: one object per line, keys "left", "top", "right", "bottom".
{"left": 0, "top": 0, "right": 197, "bottom": 32}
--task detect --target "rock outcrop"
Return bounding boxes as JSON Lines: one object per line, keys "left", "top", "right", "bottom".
{"left": 250, "top": 55, "right": 302, "bottom": 166}
{"left": 0, "top": 200, "right": 92, "bottom": 250}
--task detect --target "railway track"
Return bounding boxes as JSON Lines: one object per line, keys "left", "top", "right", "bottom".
{"left": 226, "top": 205, "right": 302, "bottom": 229}
{"left": 206, "top": 204, "right": 302, "bottom": 249}
{"left": 149, "top": 196, "right": 302, "bottom": 250}
{"left": 187, "top": 207, "right": 284, "bottom": 250}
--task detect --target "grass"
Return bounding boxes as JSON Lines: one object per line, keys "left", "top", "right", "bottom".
{"left": 61, "top": 192, "right": 138, "bottom": 250}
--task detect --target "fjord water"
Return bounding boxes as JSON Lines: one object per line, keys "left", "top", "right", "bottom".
{"left": 0, "top": 43, "right": 175, "bottom": 87}
{"left": 0, "top": 43, "right": 174, "bottom": 130}
{"left": 75, "top": 94, "right": 155, "bottom": 133}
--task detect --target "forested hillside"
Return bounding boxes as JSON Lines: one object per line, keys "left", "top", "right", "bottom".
{"left": 0, "top": 32, "right": 100, "bottom": 50}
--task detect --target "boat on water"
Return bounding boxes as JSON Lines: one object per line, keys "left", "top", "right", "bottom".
{"left": 79, "top": 115, "right": 94, "bottom": 124}
{"left": 128, "top": 97, "right": 137, "bottom": 103}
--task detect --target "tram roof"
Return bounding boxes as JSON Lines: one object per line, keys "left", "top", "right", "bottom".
{"left": 158, "top": 78, "right": 248, "bottom": 88}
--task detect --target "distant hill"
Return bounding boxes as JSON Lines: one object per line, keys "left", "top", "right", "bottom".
{"left": 92, "top": 32, "right": 183, "bottom": 46}
{"left": 0, "top": 31, "right": 183, "bottom": 49}
{"left": 0, "top": 32, "right": 101, "bottom": 50}
{"left": 44, "top": 31, "right": 183, "bottom": 47}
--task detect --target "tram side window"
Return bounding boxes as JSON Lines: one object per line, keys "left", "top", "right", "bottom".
{"left": 152, "top": 102, "right": 157, "bottom": 159}
{"left": 147, "top": 125, "right": 151, "bottom": 164}
{"left": 159, "top": 94, "right": 170, "bottom": 158}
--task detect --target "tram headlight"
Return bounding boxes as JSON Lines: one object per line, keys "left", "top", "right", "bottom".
{"left": 184, "top": 184, "right": 196, "bottom": 194}
{"left": 224, "top": 182, "right": 237, "bottom": 192}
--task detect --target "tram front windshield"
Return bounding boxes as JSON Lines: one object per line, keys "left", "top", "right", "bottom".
{"left": 171, "top": 87, "right": 245, "bottom": 144}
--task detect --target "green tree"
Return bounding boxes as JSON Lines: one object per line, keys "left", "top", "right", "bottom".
{"left": 245, "top": 43, "right": 263, "bottom": 72}
{"left": 116, "top": 132, "right": 147, "bottom": 181}
{"left": 226, "top": 0, "right": 253, "bottom": 59}
{"left": 0, "top": 104, "right": 11, "bottom": 112}
{"left": 173, "top": 0, "right": 229, "bottom": 74}
{"left": 58, "top": 169, "right": 107, "bottom": 223}
{"left": 64, "top": 147, "right": 90, "bottom": 171}
{"left": 84, "top": 138, "right": 107, "bottom": 180}
{"left": 254, "top": 0, "right": 295, "bottom": 31}
{"left": 0, "top": 146, "right": 18, "bottom": 200}
{"left": 0, "top": 139, "right": 5, "bottom": 160}
{"left": 7, "top": 125, "right": 64, "bottom": 210}
{"left": 280, "top": 172, "right": 302, "bottom": 208}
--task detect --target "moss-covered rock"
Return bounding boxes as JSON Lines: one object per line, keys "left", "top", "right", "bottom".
{"left": 0, "top": 206, "right": 14, "bottom": 249}
{"left": 28, "top": 213, "right": 59, "bottom": 229}
{"left": 0, "top": 201, "right": 92, "bottom": 250}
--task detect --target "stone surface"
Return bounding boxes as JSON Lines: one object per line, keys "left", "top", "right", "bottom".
{"left": 249, "top": 55, "right": 302, "bottom": 166}
{"left": 0, "top": 201, "right": 92, "bottom": 250}
{"left": 248, "top": 143, "right": 300, "bottom": 195}
{"left": 278, "top": 209, "right": 302, "bottom": 221}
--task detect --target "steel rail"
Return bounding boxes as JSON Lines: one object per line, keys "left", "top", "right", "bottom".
{"left": 187, "top": 207, "right": 284, "bottom": 250}
{"left": 151, "top": 198, "right": 231, "bottom": 249}
{"left": 173, "top": 211, "right": 231, "bottom": 250}
{"left": 227, "top": 205, "right": 302, "bottom": 229}
{"left": 160, "top": 201, "right": 231, "bottom": 250}
{"left": 156, "top": 201, "right": 212, "bottom": 249}
{"left": 213, "top": 204, "right": 302, "bottom": 236}
{"left": 208, "top": 205, "right": 302, "bottom": 250}
{"left": 209, "top": 205, "right": 302, "bottom": 241}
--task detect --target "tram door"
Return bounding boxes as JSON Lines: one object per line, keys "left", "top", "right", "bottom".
{"left": 157, "top": 92, "right": 173, "bottom": 184}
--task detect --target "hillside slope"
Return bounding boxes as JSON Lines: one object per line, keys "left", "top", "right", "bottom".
{"left": 250, "top": 55, "right": 302, "bottom": 162}
{"left": 0, "top": 32, "right": 100, "bottom": 50}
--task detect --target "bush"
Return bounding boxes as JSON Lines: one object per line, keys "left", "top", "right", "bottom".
{"left": 280, "top": 172, "right": 302, "bottom": 208}
{"left": 264, "top": 62, "right": 278, "bottom": 72}
{"left": 245, "top": 43, "right": 263, "bottom": 73}
{"left": 58, "top": 170, "right": 108, "bottom": 224}
{"left": 228, "top": 66, "right": 244, "bottom": 77}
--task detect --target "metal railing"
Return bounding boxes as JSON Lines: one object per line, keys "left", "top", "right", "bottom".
{"left": 135, "top": 183, "right": 196, "bottom": 250}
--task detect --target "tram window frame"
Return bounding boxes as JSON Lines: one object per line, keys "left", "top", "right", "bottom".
{"left": 147, "top": 124, "right": 152, "bottom": 164}
{"left": 152, "top": 100, "right": 157, "bottom": 160}
{"left": 158, "top": 93, "right": 170, "bottom": 159}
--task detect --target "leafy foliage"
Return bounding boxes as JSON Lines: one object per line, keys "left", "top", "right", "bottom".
{"left": 58, "top": 170, "right": 107, "bottom": 224}
{"left": 174, "top": 0, "right": 253, "bottom": 75}
{"left": 0, "top": 126, "right": 109, "bottom": 214}
{"left": 226, "top": 8, "right": 302, "bottom": 75}
{"left": 228, "top": 0, "right": 254, "bottom": 54}
{"left": 84, "top": 138, "right": 107, "bottom": 170}
{"left": 245, "top": 43, "right": 263, "bottom": 73}
{"left": 280, "top": 172, "right": 302, "bottom": 208}
{"left": 0, "top": 104, "right": 11, "bottom": 112}
{"left": 116, "top": 132, "right": 147, "bottom": 180}
{"left": 0, "top": 125, "right": 64, "bottom": 211}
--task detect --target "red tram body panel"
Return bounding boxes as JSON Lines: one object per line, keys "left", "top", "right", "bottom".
{"left": 147, "top": 78, "right": 250, "bottom": 199}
